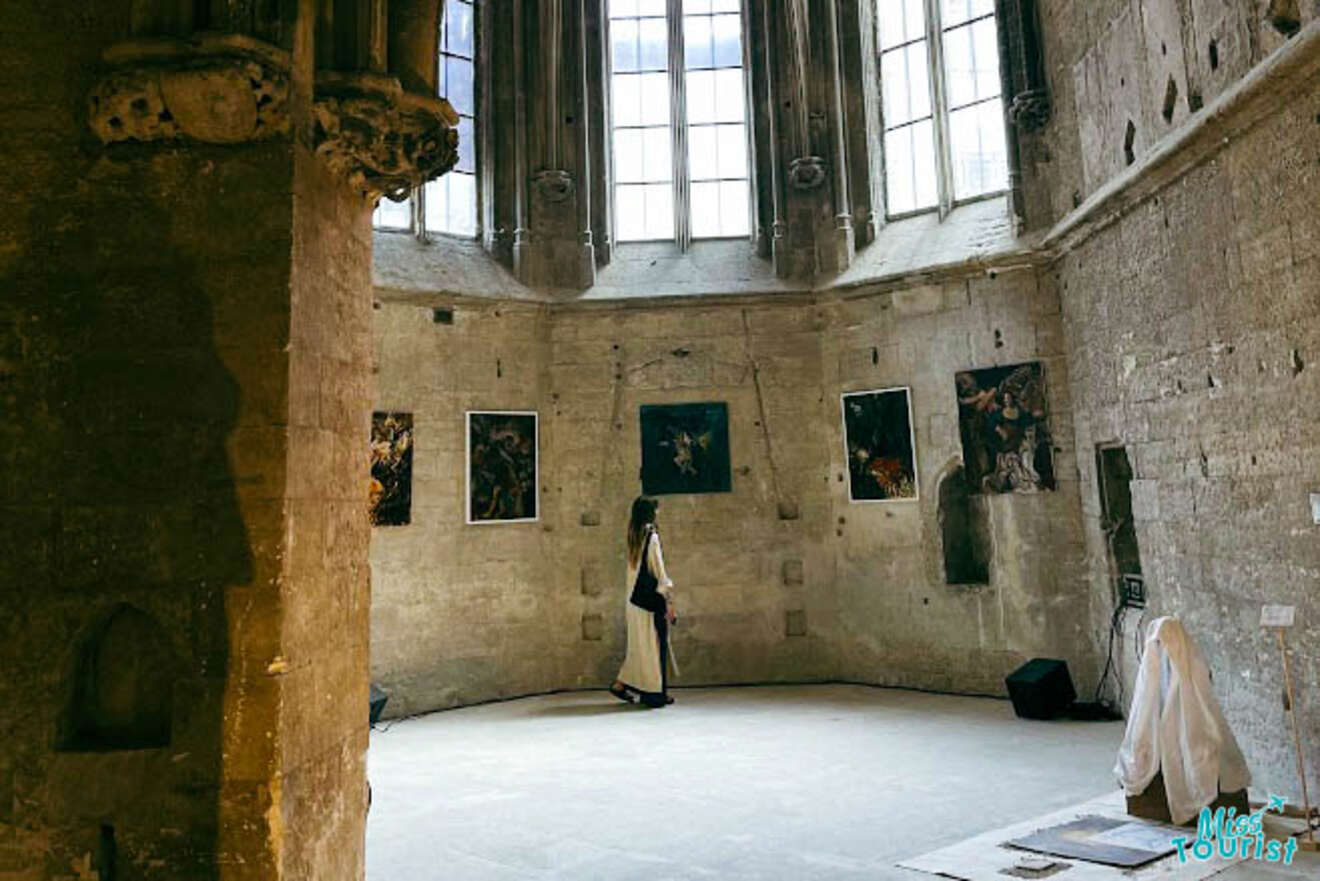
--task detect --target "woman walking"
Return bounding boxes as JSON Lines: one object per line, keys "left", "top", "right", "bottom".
{"left": 610, "top": 496, "right": 677, "bottom": 708}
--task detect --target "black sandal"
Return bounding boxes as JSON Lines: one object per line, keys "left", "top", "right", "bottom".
{"left": 608, "top": 684, "right": 636, "bottom": 704}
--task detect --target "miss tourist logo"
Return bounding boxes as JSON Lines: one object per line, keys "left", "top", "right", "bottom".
{"left": 1173, "top": 795, "right": 1299, "bottom": 865}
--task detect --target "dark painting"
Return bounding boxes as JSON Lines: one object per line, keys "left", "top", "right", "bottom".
{"left": 467, "top": 411, "right": 538, "bottom": 523}
{"left": 639, "top": 402, "right": 732, "bottom": 495}
{"left": 841, "top": 387, "right": 918, "bottom": 501}
{"left": 955, "top": 362, "right": 1055, "bottom": 494}
{"left": 370, "top": 412, "right": 414, "bottom": 526}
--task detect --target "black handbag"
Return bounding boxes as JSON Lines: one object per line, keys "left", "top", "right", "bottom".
{"left": 629, "top": 532, "right": 666, "bottom": 613}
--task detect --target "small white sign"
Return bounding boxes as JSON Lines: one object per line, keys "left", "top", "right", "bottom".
{"left": 1261, "top": 605, "right": 1296, "bottom": 628}
{"left": 1311, "top": 492, "right": 1320, "bottom": 525}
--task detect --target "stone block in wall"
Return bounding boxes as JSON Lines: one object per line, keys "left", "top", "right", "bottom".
{"left": 891, "top": 285, "right": 943, "bottom": 317}
{"left": 782, "top": 559, "right": 804, "bottom": 586}
{"left": 785, "top": 609, "right": 807, "bottom": 637}
{"left": 580, "top": 564, "right": 602, "bottom": 596}
{"left": 581, "top": 613, "right": 604, "bottom": 641}
{"left": 579, "top": 510, "right": 601, "bottom": 527}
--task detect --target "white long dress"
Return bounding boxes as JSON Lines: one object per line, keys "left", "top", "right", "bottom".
{"left": 615, "top": 527, "right": 675, "bottom": 694}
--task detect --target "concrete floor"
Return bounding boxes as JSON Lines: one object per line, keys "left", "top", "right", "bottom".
{"left": 366, "top": 684, "right": 1317, "bottom": 880}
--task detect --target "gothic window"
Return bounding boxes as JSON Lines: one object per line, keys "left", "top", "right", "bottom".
{"left": 373, "top": 0, "right": 479, "bottom": 237}
{"left": 607, "top": 0, "right": 752, "bottom": 247}
{"left": 878, "top": 0, "right": 1007, "bottom": 217}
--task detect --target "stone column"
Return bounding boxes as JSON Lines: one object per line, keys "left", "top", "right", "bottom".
{"left": 0, "top": 6, "right": 455, "bottom": 879}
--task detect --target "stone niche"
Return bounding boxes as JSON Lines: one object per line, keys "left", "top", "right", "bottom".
{"left": 60, "top": 605, "right": 176, "bottom": 752}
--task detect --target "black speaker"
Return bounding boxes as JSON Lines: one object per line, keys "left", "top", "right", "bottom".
{"left": 369, "top": 683, "right": 389, "bottom": 727}
{"left": 1005, "top": 658, "right": 1076, "bottom": 720}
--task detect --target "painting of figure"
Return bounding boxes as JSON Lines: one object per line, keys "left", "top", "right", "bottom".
{"left": 370, "top": 412, "right": 414, "bottom": 526}
{"left": 841, "top": 388, "right": 918, "bottom": 502}
{"left": 639, "top": 402, "right": 732, "bottom": 495}
{"left": 955, "top": 362, "right": 1055, "bottom": 494}
{"left": 467, "top": 411, "right": 538, "bottom": 523}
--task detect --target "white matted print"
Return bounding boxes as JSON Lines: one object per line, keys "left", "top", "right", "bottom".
{"left": 465, "top": 411, "right": 539, "bottom": 524}
{"left": 841, "top": 387, "right": 919, "bottom": 502}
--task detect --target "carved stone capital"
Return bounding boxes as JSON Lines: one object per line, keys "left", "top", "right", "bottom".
{"left": 313, "top": 72, "right": 460, "bottom": 200}
{"left": 1009, "top": 89, "right": 1052, "bottom": 133}
{"left": 788, "top": 156, "right": 827, "bottom": 190}
{"left": 88, "top": 34, "right": 290, "bottom": 145}
{"left": 86, "top": 36, "right": 461, "bottom": 199}
{"left": 532, "top": 169, "right": 575, "bottom": 203}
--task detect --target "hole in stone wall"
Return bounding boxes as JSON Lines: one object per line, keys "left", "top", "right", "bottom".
{"left": 496, "top": 358, "right": 502, "bottom": 378}
{"left": 1189, "top": 91, "right": 1203, "bottom": 112}
{"left": 1123, "top": 120, "right": 1137, "bottom": 165}
{"left": 1208, "top": 39, "right": 1219, "bottom": 71}
{"left": 1266, "top": 0, "right": 1301, "bottom": 36}
{"left": 993, "top": 329, "right": 1004, "bottom": 349}
{"left": 432, "top": 308, "right": 452, "bottom": 324}
{"left": 871, "top": 347, "right": 878, "bottom": 365}
{"left": 1292, "top": 348, "right": 1305, "bottom": 376}
{"left": 938, "top": 466, "right": 991, "bottom": 585}
{"left": 1162, "top": 76, "right": 1178, "bottom": 123}
{"left": 61, "top": 605, "right": 175, "bottom": 752}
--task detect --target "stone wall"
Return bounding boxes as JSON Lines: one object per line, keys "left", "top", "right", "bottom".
{"left": 369, "top": 273, "right": 1100, "bottom": 716}
{"left": 1056, "top": 87, "right": 1320, "bottom": 800}
{"left": 1026, "top": 0, "right": 1319, "bottom": 226}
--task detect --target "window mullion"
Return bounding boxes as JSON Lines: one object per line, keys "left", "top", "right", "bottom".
{"left": 668, "top": 0, "right": 690, "bottom": 251}
{"left": 925, "top": 0, "right": 955, "bottom": 219}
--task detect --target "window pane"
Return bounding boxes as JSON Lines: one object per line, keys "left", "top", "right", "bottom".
{"left": 941, "top": 0, "right": 994, "bottom": 28}
{"left": 614, "top": 128, "right": 643, "bottom": 182}
{"left": 641, "top": 127, "right": 671, "bottom": 182}
{"left": 637, "top": 0, "right": 664, "bottom": 15}
{"left": 943, "top": 19, "right": 1000, "bottom": 108}
{"left": 717, "top": 179, "right": 749, "bottom": 236}
{"left": 688, "top": 126, "right": 718, "bottom": 179}
{"left": 715, "top": 123, "right": 747, "bottom": 178}
{"left": 881, "top": 41, "right": 929, "bottom": 128}
{"left": 712, "top": 13, "right": 741, "bottom": 67}
{"left": 711, "top": 0, "right": 739, "bottom": 11}
{"left": 684, "top": 15, "right": 713, "bottom": 69}
{"left": 884, "top": 120, "right": 937, "bottom": 214}
{"left": 690, "top": 182, "right": 719, "bottom": 237}
{"left": 445, "top": 0, "right": 473, "bottom": 56}
{"left": 616, "top": 184, "right": 646, "bottom": 240}
{"left": 612, "top": 19, "right": 639, "bottom": 72}
{"left": 643, "top": 182, "right": 673, "bottom": 239}
{"left": 424, "top": 179, "right": 447, "bottom": 230}
{"left": 638, "top": 17, "right": 668, "bottom": 70}
{"left": 686, "top": 70, "right": 715, "bottom": 123}
{"left": 612, "top": 73, "right": 641, "bottom": 126}
{"left": 880, "top": 0, "right": 927, "bottom": 50}
{"left": 639, "top": 72, "right": 670, "bottom": 125}
{"left": 713, "top": 68, "right": 745, "bottom": 122}
{"left": 609, "top": 0, "right": 638, "bottom": 17}
{"left": 684, "top": 0, "right": 712, "bottom": 11}
{"left": 949, "top": 99, "right": 1007, "bottom": 199}
{"left": 455, "top": 115, "right": 475, "bottom": 173}
{"left": 448, "top": 172, "right": 476, "bottom": 235}
{"left": 375, "top": 195, "right": 412, "bottom": 230}
{"left": 445, "top": 56, "right": 474, "bottom": 116}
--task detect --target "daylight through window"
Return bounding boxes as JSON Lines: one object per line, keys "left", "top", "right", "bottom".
{"left": 609, "top": 0, "right": 751, "bottom": 246}
{"left": 879, "top": 0, "right": 1007, "bottom": 217}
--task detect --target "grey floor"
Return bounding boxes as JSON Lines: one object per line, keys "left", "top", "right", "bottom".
{"left": 366, "top": 684, "right": 1316, "bottom": 880}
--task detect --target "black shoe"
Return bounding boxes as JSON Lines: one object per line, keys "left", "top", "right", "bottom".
{"left": 608, "top": 684, "right": 635, "bottom": 704}
{"left": 664, "top": 695, "right": 675, "bottom": 705}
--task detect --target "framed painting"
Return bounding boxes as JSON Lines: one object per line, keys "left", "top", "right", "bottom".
{"left": 954, "top": 361, "right": 1056, "bottom": 494}
{"left": 370, "top": 412, "right": 414, "bottom": 526}
{"left": 841, "top": 387, "right": 919, "bottom": 502}
{"left": 639, "top": 402, "right": 732, "bottom": 495}
{"left": 466, "top": 411, "right": 539, "bottom": 524}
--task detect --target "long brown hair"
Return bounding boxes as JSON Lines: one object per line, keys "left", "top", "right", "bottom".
{"left": 626, "top": 496, "right": 658, "bottom": 565}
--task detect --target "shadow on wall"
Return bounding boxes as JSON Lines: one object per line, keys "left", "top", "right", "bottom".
{"left": 937, "top": 463, "right": 992, "bottom": 586}
{"left": 0, "top": 156, "right": 252, "bottom": 879}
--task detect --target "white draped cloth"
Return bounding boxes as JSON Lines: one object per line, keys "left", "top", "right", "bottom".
{"left": 1114, "top": 616, "right": 1251, "bottom": 824}
{"left": 615, "top": 526, "right": 675, "bottom": 695}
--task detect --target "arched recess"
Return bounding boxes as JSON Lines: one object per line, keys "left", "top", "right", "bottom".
{"left": 937, "top": 463, "right": 991, "bottom": 586}
{"left": 61, "top": 604, "right": 176, "bottom": 752}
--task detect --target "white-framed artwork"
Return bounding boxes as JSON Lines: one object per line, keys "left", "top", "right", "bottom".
{"left": 465, "top": 410, "right": 539, "bottom": 524}
{"left": 840, "top": 387, "right": 919, "bottom": 503}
